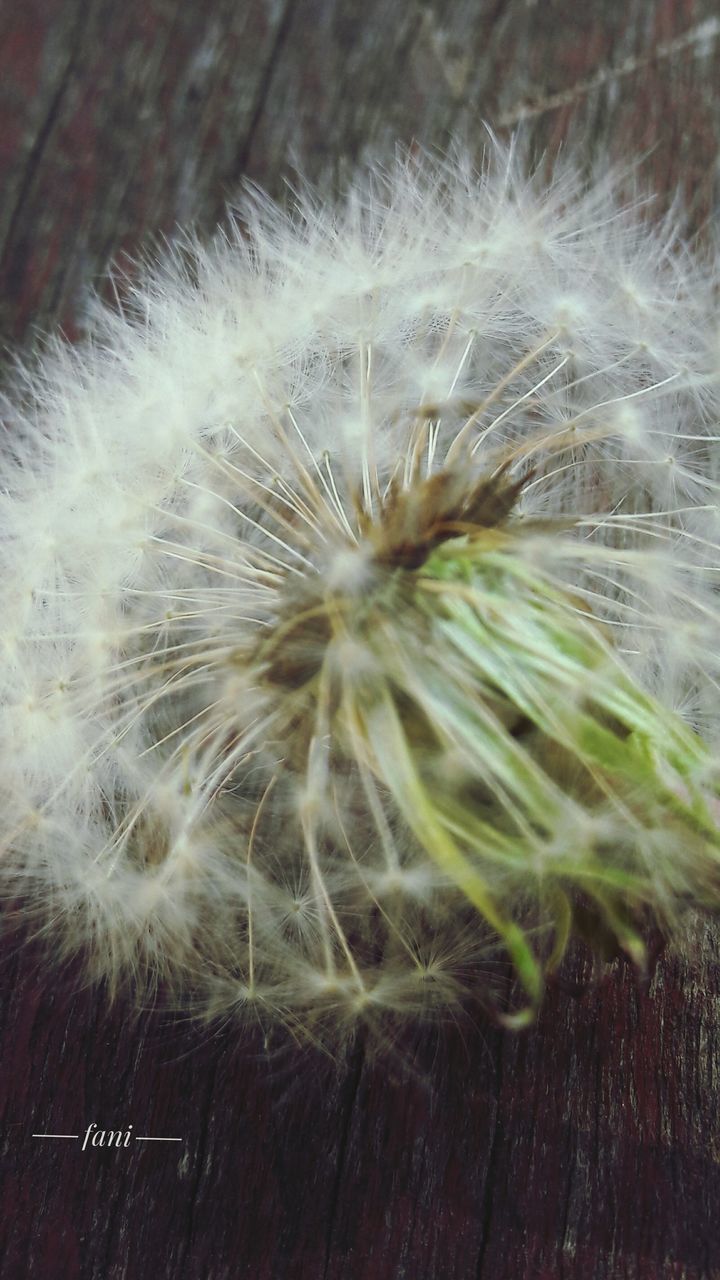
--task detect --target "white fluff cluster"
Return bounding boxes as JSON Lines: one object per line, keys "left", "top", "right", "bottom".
{"left": 1, "top": 143, "right": 719, "bottom": 1038}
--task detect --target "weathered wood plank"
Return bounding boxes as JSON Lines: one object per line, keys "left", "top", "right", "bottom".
{"left": 1, "top": 2, "right": 720, "bottom": 1277}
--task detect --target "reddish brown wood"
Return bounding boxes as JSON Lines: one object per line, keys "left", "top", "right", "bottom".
{"left": 1, "top": 2, "right": 720, "bottom": 1276}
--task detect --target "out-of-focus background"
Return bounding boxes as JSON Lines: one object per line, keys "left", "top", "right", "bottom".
{"left": 1, "top": 3, "right": 720, "bottom": 1277}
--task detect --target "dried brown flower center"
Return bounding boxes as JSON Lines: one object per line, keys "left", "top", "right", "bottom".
{"left": 255, "top": 464, "right": 527, "bottom": 695}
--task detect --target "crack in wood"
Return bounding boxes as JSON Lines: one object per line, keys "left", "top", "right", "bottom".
{"left": 230, "top": 0, "right": 297, "bottom": 184}
{"left": 0, "top": 0, "right": 91, "bottom": 272}
{"left": 321, "top": 1037, "right": 366, "bottom": 1280}
{"left": 499, "top": 16, "right": 720, "bottom": 126}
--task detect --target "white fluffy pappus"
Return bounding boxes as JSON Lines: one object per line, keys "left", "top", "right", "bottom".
{"left": 2, "top": 141, "right": 720, "bottom": 1041}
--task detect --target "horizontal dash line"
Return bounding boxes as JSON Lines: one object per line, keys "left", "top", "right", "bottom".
{"left": 134, "top": 1136, "right": 182, "bottom": 1142}
{"left": 32, "top": 1134, "right": 79, "bottom": 1139}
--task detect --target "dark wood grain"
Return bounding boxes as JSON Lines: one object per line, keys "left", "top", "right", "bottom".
{"left": 2, "top": 2, "right": 720, "bottom": 1277}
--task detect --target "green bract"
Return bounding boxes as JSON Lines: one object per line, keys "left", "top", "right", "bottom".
{"left": 328, "top": 529, "right": 720, "bottom": 1022}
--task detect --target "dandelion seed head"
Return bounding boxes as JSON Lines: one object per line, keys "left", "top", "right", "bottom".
{"left": 2, "top": 140, "right": 720, "bottom": 1042}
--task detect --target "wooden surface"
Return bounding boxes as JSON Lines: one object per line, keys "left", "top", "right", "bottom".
{"left": 2, "top": 2, "right": 720, "bottom": 1276}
